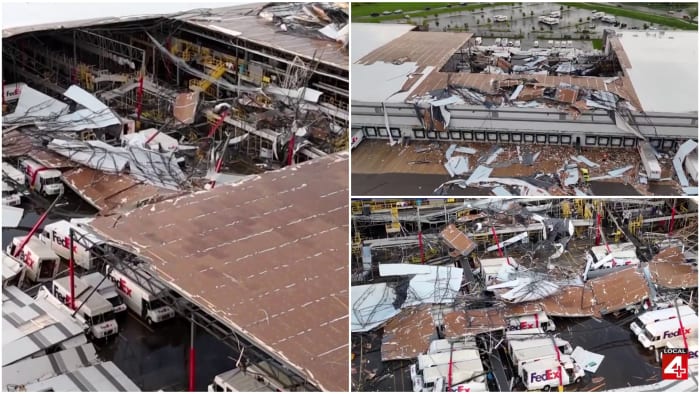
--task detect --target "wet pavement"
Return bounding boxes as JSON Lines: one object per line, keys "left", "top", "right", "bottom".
{"left": 352, "top": 172, "right": 491, "bottom": 196}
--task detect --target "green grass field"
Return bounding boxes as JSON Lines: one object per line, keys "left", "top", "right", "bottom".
{"left": 352, "top": 3, "right": 502, "bottom": 22}
{"left": 561, "top": 2, "right": 697, "bottom": 30}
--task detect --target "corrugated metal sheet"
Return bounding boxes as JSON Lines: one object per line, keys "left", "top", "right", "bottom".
{"left": 88, "top": 152, "right": 349, "bottom": 391}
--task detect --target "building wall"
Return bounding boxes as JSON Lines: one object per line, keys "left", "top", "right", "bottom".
{"left": 352, "top": 102, "right": 697, "bottom": 151}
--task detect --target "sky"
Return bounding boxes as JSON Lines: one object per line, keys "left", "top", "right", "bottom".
{"left": 2, "top": 1, "right": 249, "bottom": 29}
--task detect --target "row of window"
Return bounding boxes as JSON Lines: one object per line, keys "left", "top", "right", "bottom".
{"left": 361, "top": 126, "right": 648, "bottom": 148}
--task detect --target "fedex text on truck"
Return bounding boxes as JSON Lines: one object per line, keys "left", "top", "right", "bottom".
{"left": 531, "top": 369, "right": 561, "bottom": 383}
{"left": 664, "top": 327, "right": 692, "bottom": 339}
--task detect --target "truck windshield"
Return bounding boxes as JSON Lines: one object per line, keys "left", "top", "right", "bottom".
{"left": 642, "top": 327, "right": 655, "bottom": 342}
{"left": 107, "top": 296, "right": 123, "bottom": 308}
{"left": 89, "top": 311, "right": 116, "bottom": 325}
{"left": 149, "top": 299, "right": 166, "bottom": 309}
{"left": 43, "top": 177, "right": 61, "bottom": 185}
{"left": 39, "top": 259, "right": 56, "bottom": 279}
{"left": 2, "top": 189, "right": 15, "bottom": 197}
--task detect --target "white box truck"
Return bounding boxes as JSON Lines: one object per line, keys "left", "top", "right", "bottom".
{"left": 521, "top": 355, "right": 585, "bottom": 391}
{"left": 51, "top": 276, "right": 119, "bottom": 339}
{"left": 507, "top": 311, "right": 556, "bottom": 332}
{"left": 509, "top": 336, "right": 573, "bottom": 356}
{"left": 105, "top": 264, "right": 175, "bottom": 324}
{"left": 638, "top": 142, "right": 662, "bottom": 180}
{"left": 6, "top": 236, "right": 60, "bottom": 282}
{"left": 80, "top": 271, "right": 127, "bottom": 314}
{"left": 2, "top": 181, "right": 22, "bottom": 206}
{"left": 512, "top": 343, "right": 561, "bottom": 378}
{"left": 39, "top": 220, "right": 104, "bottom": 270}
{"left": 18, "top": 159, "right": 63, "bottom": 196}
{"left": 630, "top": 305, "right": 696, "bottom": 336}
{"left": 635, "top": 313, "right": 698, "bottom": 351}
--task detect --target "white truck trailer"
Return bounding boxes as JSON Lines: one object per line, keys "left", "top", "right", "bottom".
{"left": 105, "top": 264, "right": 175, "bottom": 324}
{"left": 50, "top": 276, "right": 119, "bottom": 339}
{"left": 6, "top": 236, "right": 60, "bottom": 282}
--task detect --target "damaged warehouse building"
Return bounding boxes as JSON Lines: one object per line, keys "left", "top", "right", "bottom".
{"left": 2, "top": 3, "right": 349, "bottom": 392}
{"left": 351, "top": 24, "right": 697, "bottom": 197}
{"left": 2, "top": 2, "right": 348, "bottom": 215}
{"left": 351, "top": 198, "right": 698, "bottom": 392}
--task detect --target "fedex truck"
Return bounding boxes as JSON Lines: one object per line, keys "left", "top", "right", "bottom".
{"left": 512, "top": 343, "right": 563, "bottom": 378}
{"left": 51, "top": 276, "right": 119, "bottom": 339}
{"left": 80, "top": 271, "right": 127, "bottom": 314}
{"left": 509, "top": 336, "right": 573, "bottom": 356}
{"left": 105, "top": 264, "right": 175, "bottom": 324}
{"left": 635, "top": 314, "right": 698, "bottom": 351}
{"left": 507, "top": 311, "right": 556, "bottom": 332}
{"left": 18, "top": 159, "right": 63, "bottom": 196}
{"left": 39, "top": 220, "right": 104, "bottom": 270}
{"left": 521, "top": 355, "right": 585, "bottom": 391}
{"left": 6, "top": 236, "right": 60, "bottom": 282}
{"left": 630, "top": 305, "right": 696, "bottom": 336}
{"left": 2, "top": 181, "right": 22, "bottom": 206}
{"left": 584, "top": 242, "right": 640, "bottom": 280}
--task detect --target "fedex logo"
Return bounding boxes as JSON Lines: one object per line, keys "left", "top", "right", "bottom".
{"left": 530, "top": 369, "right": 560, "bottom": 383}
{"left": 52, "top": 231, "right": 79, "bottom": 253}
{"left": 106, "top": 274, "right": 133, "bottom": 297}
{"left": 20, "top": 250, "right": 35, "bottom": 268}
{"left": 451, "top": 385, "right": 471, "bottom": 392}
{"left": 663, "top": 328, "right": 692, "bottom": 339}
{"left": 509, "top": 321, "right": 536, "bottom": 330}
{"left": 690, "top": 350, "right": 698, "bottom": 359}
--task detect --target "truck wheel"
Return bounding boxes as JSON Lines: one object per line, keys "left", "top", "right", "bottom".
{"left": 147, "top": 317, "right": 154, "bottom": 325}
{"left": 543, "top": 385, "right": 551, "bottom": 392}
{"left": 575, "top": 377, "right": 582, "bottom": 384}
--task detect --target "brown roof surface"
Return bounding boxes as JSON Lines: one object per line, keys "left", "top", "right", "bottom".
{"left": 539, "top": 286, "right": 597, "bottom": 317}
{"left": 609, "top": 36, "right": 632, "bottom": 69}
{"left": 409, "top": 72, "right": 643, "bottom": 109}
{"left": 62, "top": 167, "right": 179, "bottom": 215}
{"left": 441, "top": 224, "right": 476, "bottom": 257}
{"left": 444, "top": 308, "right": 507, "bottom": 337}
{"left": 89, "top": 153, "right": 349, "bottom": 391}
{"left": 589, "top": 267, "right": 650, "bottom": 314}
{"left": 29, "top": 148, "right": 78, "bottom": 169}
{"left": 357, "top": 31, "right": 472, "bottom": 69}
{"left": 381, "top": 305, "right": 435, "bottom": 361}
{"left": 183, "top": 4, "right": 348, "bottom": 70}
{"left": 648, "top": 247, "right": 698, "bottom": 289}
{"left": 1, "top": 130, "right": 34, "bottom": 158}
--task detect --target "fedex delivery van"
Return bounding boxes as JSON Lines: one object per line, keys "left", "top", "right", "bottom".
{"left": 51, "top": 276, "right": 119, "bottom": 339}
{"left": 521, "top": 355, "right": 585, "bottom": 391}
{"left": 507, "top": 311, "right": 556, "bottom": 332}
{"left": 509, "top": 336, "right": 573, "bottom": 356}
{"left": 80, "top": 271, "right": 127, "bottom": 314}
{"left": 19, "top": 159, "right": 63, "bottom": 196}
{"left": 6, "top": 236, "right": 60, "bottom": 282}
{"left": 630, "top": 305, "right": 696, "bottom": 336}
{"left": 39, "top": 220, "right": 105, "bottom": 270}
{"left": 635, "top": 314, "right": 698, "bottom": 351}
{"left": 105, "top": 265, "right": 175, "bottom": 324}
{"left": 512, "top": 343, "right": 561, "bottom": 378}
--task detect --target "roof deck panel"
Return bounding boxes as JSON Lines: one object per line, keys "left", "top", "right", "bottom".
{"left": 89, "top": 153, "right": 349, "bottom": 391}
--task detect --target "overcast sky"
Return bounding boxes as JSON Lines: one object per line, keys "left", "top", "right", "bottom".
{"left": 2, "top": 1, "right": 249, "bottom": 29}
